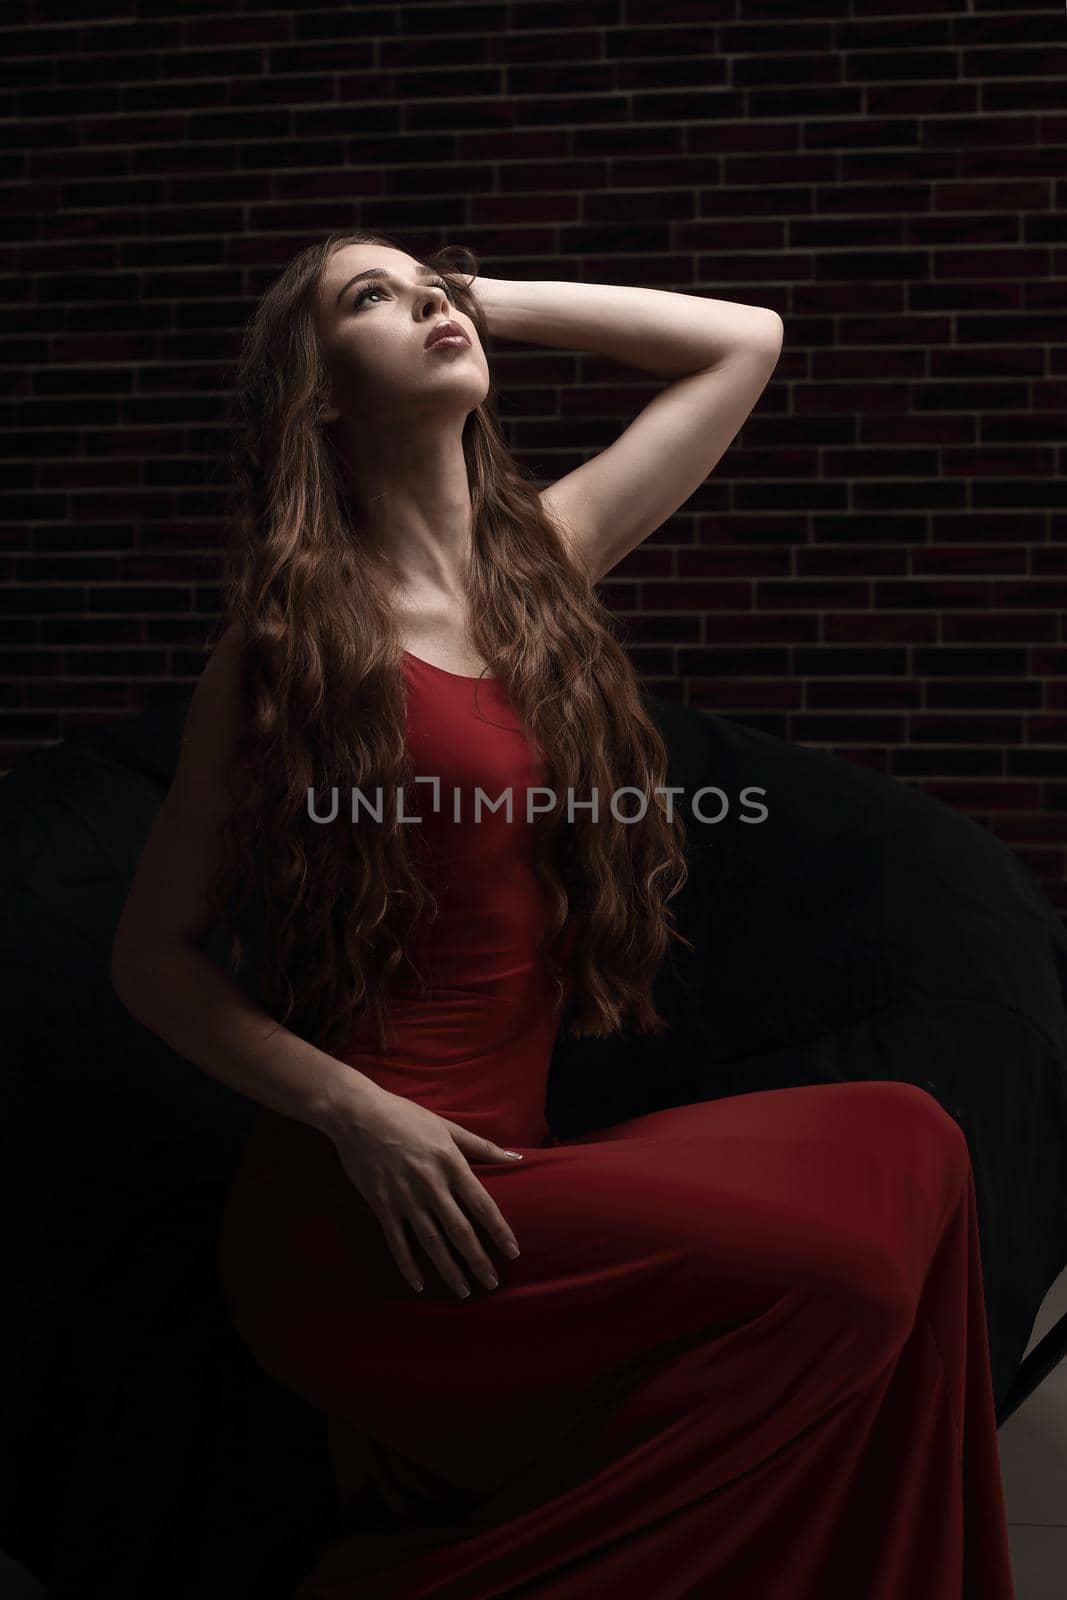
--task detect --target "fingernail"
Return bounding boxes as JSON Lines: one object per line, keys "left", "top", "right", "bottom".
{"left": 504, "top": 1150, "right": 523, "bottom": 1160}
{"left": 504, "top": 1243, "right": 520, "bottom": 1259}
{"left": 412, "top": 1279, "right": 424, "bottom": 1293}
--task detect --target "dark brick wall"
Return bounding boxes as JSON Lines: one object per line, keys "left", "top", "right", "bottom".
{"left": 3, "top": 0, "right": 1065, "bottom": 906}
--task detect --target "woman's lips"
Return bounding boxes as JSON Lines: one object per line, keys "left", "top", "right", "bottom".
{"left": 424, "top": 320, "right": 470, "bottom": 350}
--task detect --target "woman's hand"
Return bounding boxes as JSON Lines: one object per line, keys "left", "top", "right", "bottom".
{"left": 326, "top": 1085, "right": 524, "bottom": 1300}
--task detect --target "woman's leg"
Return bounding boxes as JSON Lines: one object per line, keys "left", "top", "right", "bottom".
{"left": 218, "top": 1080, "right": 1015, "bottom": 1599}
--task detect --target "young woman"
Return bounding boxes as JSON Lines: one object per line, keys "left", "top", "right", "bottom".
{"left": 111, "top": 230, "right": 1016, "bottom": 1598}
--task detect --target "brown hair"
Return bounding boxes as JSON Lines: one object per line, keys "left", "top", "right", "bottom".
{"left": 205, "top": 229, "right": 691, "bottom": 1058}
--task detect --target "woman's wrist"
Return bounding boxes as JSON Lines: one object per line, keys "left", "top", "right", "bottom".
{"left": 466, "top": 274, "right": 505, "bottom": 335}
{"left": 310, "top": 1059, "right": 389, "bottom": 1141}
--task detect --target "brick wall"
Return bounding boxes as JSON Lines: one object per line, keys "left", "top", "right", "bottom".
{"left": 3, "top": 0, "right": 1065, "bottom": 907}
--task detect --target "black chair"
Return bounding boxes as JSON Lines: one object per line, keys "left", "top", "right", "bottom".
{"left": 3, "top": 691, "right": 1066, "bottom": 1598}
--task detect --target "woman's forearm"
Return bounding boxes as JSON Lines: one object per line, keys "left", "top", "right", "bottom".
{"left": 470, "top": 274, "right": 782, "bottom": 380}
{"left": 111, "top": 940, "right": 381, "bottom": 1138}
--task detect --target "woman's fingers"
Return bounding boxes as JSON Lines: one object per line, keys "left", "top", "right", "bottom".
{"left": 432, "top": 1187, "right": 502, "bottom": 1291}
{"left": 451, "top": 1165, "right": 521, "bottom": 1264}
{"left": 410, "top": 1210, "right": 474, "bottom": 1299}
{"left": 372, "top": 1157, "right": 522, "bottom": 1300}
{"left": 377, "top": 1210, "right": 425, "bottom": 1295}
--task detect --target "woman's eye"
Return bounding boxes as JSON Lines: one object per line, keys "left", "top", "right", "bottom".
{"left": 351, "top": 278, "right": 452, "bottom": 311}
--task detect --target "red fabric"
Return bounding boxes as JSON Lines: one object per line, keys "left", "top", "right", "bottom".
{"left": 216, "top": 651, "right": 1016, "bottom": 1598}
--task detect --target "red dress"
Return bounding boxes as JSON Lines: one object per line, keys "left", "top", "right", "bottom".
{"left": 216, "top": 650, "right": 1016, "bottom": 1599}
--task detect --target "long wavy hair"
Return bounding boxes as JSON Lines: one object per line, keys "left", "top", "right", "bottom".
{"left": 204, "top": 228, "right": 691, "bottom": 1058}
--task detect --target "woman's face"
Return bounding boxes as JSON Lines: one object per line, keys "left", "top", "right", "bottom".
{"left": 315, "top": 244, "right": 489, "bottom": 431}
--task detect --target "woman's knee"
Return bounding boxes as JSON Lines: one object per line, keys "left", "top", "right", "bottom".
{"left": 863, "top": 1079, "right": 973, "bottom": 1195}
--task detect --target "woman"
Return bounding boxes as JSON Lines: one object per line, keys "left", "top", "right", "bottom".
{"left": 111, "top": 230, "right": 1016, "bottom": 1598}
